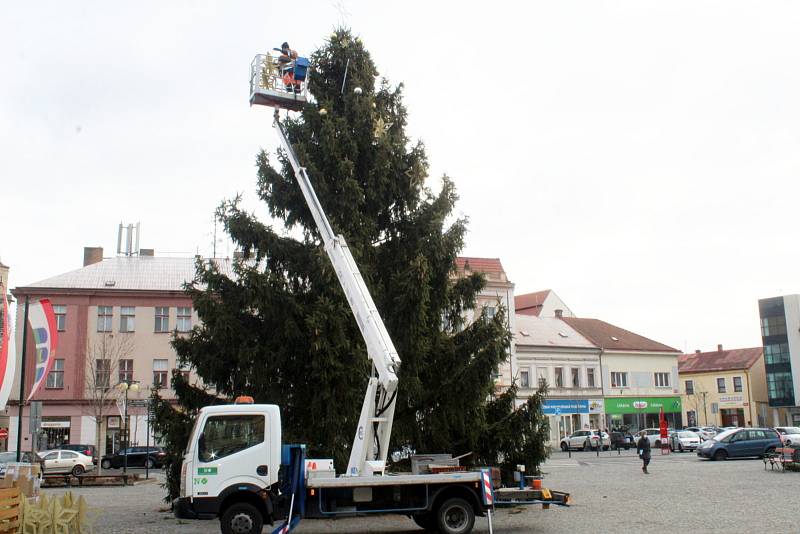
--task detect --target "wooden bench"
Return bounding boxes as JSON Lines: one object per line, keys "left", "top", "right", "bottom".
{"left": 763, "top": 447, "right": 797, "bottom": 472}
{"left": 43, "top": 473, "right": 131, "bottom": 487}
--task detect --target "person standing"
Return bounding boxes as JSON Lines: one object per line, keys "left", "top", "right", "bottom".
{"left": 637, "top": 431, "right": 651, "bottom": 474}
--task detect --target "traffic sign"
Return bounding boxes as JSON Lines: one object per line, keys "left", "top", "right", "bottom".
{"left": 0, "top": 428, "right": 8, "bottom": 440}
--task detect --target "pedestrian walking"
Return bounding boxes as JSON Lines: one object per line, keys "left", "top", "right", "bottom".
{"left": 637, "top": 430, "right": 651, "bottom": 474}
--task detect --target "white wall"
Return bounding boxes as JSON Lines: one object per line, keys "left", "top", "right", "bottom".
{"left": 601, "top": 351, "right": 681, "bottom": 397}
{"left": 782, "top": 295, "right": 800, "bottom": 403}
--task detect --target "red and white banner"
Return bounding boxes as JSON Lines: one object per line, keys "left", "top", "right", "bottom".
{"left": 0, "top": 293, "right": 16, "bottom": 410}
{"left": 26, "top": 299, "right": 58, "bottom": 402}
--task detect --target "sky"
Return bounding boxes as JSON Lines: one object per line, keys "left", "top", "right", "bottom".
{"left": 2, "top": 1, "right": 799, "bottom": 354}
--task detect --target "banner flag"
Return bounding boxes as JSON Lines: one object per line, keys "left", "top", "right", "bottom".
{"left": 26, "top": 299, "right": 59, "bottom": 402}
{"left": 0, "top": 293, "right": 16, "bottom": 410}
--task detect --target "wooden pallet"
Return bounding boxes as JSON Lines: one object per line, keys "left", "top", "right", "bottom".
{"left": 0, "top": 487, "right": 21, "bottom": 533}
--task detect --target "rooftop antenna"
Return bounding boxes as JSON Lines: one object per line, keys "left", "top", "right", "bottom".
{"left": 117, "top": 222, "right": 141, "bottom": 256}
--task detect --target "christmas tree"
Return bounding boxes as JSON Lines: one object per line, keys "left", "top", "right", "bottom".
{"left": 153, "top": 28, "right": 549, "bottom": 501}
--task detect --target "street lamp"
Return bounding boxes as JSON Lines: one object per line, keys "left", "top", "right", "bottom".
{"left": 118, "top": 381, "right": 140, "bottom": 475}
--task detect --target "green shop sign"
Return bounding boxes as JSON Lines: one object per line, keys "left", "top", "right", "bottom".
{"left": 604, "top": 396, "right": 682, "bottom": 415}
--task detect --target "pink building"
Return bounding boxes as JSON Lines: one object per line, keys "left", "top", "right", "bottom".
{"left": 5, "top": 247, "right": 227, "bottom": 456}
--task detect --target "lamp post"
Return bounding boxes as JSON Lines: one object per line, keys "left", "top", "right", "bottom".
{"left": 118, "top": 381, "right": 140, "bottom": 474}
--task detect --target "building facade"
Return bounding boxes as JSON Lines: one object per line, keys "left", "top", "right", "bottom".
{"left": 515, "top": 289, "right": 574, "bottom": 318}
{"left": 514, "top": 314, "right": 602, "bottom": 442}
{"left": 560, "top": 317, "right": 683, "bottom": 431}
{"left": 758, "top": 295, "right": 800, "bottom": 426}
{"left": 678, "top": 346, "right": 769, "bottom": 428}
{"left": 5, "top": 247, "right": 224, "bottom": 456}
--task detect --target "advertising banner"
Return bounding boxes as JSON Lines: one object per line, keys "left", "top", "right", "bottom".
{"left": 0, "top": 292, "right": 16, "bottom": 410}
{"left": 26, "top": 299, "right": 59, "bottom": 402}
{"left": 604, "top": 396, "right": 681, "bottom": 415}
{"left": 543, "top": 399, "right": 590, "bottom": 415}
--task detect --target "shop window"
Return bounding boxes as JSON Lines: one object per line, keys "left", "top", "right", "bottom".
{"left": 46, "top": 359, "right": 65, "bottom": 389}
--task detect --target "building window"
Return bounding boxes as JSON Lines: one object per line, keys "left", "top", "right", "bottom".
{"left": 120, "top": 306, "right": 136, "bottom": 333}
{"left": 155, "top": 307, "right": 170, "bottom": 332}
{"left": 717, "top": 377, "right": 726, "bottom": 393}
{"left": 611, "top": 372, "right": 629, "bottom": 388}
{"left": 554, "top": 367, "right": 564, "bottom": 387}
{"left": 97, "top": 306, "right": 113, "bottom": 332}
{"left": 53, "top": 305, "right": 67, "bottom": 331}
{"left": 520, "top": 370, "right": 530, "bottom": 388}
{"left": 686, "top": 410, "right": 697, "bottom": 427}
{"left": 587, "top": 368, "right": 596, "bottom": 388}
{"left": 95, "top": 359, "right": 110, "bottom": 389}
{"left": 46, "top": 359, "right": 65, "bottom": 389}
{"left": 153, "top": 359, "right": 169, "bottom": 389}
{"left": 685, "top": 380, "right": 694, "bottom": 395}
{"left": 767, "top": 372, "right": 794, "bottom": 402}
{"left": 177, "top": 307, "right": 192, "bottom": 332}
{"left": 571, "top": 368, "right": 580, "bottom": 388}
{"left": 760, "top": 315, "right": 787, "bottom": 337}
{"left": 764, "top": 343, "right": 790, "bottom": 365}
{"left": 536, "top": 367, "right": 548, "bottom": 387}
{"left": 486, "top": 306, "right": 496, "bottom": 319}
{"left": 119, "top": 359, "right": 134, "bottom": 384}
{"left": 176, "top": 361, "right": 191, "bottom": 382}
{"left": 654, "top": 372, "right": 670, "bottom": 388}
{"left": 733, "top": 376, "right": 743, "bottom": 393}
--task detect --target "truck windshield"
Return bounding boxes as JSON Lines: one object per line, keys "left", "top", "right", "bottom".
{"left": 198, "top": 415, "right": 265, "bottom": 462}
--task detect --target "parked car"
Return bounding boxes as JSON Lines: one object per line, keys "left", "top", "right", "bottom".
{"left": 685, "top": 426, "right": 716, "bottom": 441}
{"left": 669, "top": 430, "right": 701, "bottom": 452}
{"left": 610, "top": 430, "right": 635, "bottom": 450}
{"left": 696, "top": 428, "right": 781, "bottom": 461}
{"left": 774, "top": 427, "right": 800, "bottom": 446}
{"left": 559, "top": 430, "right": 610, "bottom": 451}
{"left": 100, "top": 446, "right": 167, "bottom": 469}
{"left": 37, "top": 450, "right": 95, "bottom": 476}
{"left": 59, "top": 444, "right": 97, "bottom": 464}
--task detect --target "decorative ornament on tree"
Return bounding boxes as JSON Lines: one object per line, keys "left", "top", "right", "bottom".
{"left": 354, "top": 87, "right": 362, "bottom": 95}
{"left": 319, "top": 108, "right": 328, "bottom": 116}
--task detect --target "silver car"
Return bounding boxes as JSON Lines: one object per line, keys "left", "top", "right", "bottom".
{"left": 559, "top": 430, "right": 611, "bottom": 451}
{"left": 670, "top": 430, "right": 701, "bottom": 452}
{"left": 38, "top": 449, "right": 96, "bottom": 476}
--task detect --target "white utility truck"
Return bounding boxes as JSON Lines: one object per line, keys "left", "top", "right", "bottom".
{"left": 172, "top": 53, "right": 570, "bottom": 534}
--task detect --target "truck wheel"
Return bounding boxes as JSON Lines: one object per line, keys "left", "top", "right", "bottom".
{"left": 221, "top": 502, "right": 263, "bottom": 534}
{"left": 435, "top": 497, "right": 475, "bottom": 534}
{"left": 412, "top": 512, "right": 437, "bottom": 531}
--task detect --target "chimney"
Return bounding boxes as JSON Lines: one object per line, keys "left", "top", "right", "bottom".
{"left": 554, "top": 309, "right": 563, "bottom": 318}
{"left": 83, "top": 247, "right": 103, "bottom": 267}
{"left": 717, "top": 344, "right": 723, "bottom": 352}
{"left": 139, "top": 249, "right": 155, "bottom": 257}
{"left": 695, "top": 349, "right": 701, "bottom": 354}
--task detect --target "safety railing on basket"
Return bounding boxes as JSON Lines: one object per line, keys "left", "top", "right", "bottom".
{"left": 250, "top": 54, "right": 308, "bottom": 98}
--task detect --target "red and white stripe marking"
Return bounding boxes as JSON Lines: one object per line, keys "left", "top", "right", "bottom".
{"left": 481, "top": 471, "right": 493, "bottom": 505}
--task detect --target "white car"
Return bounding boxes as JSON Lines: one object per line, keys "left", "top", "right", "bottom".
{"left": 685, "top": 426, "right": 716, "bottom": 441}
{"left": 669, "top": 430, "right": 701, "bottom": 452}
{"left": 639, "top": 428, "right": 670, "bottom": 448}
{"left": 774, "top": 427, "right": 800, "bottom": 446}
{"left": 38, "top": 450, "right": 96, "bottom": 476}
{"left": 559, "top": 430, "right": 611, "bottom": 451}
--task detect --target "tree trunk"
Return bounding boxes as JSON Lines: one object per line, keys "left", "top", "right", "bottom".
{"left": 95, "top": 420, "right": 103, "bottom": 475}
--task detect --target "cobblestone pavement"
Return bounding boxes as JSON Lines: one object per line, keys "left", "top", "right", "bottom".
{"left": 42, "top": 450, "right": 796, "bottom": 533}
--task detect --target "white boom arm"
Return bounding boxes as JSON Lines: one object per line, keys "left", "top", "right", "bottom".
{"left": 273, "top": 113, "right": 401, "bottom": 477}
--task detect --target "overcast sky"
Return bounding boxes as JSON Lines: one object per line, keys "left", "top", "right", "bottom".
{"left": 2, "top": 1, "right": 799, "bottom": 353}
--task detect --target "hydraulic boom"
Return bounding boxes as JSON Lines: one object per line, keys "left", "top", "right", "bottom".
{"left": 272, "top": 111, "right": 401, "bottom": 477}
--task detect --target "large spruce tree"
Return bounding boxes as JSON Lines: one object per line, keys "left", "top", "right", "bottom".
{"left": 154, "top": 28, "right": 548, "bottom": 501}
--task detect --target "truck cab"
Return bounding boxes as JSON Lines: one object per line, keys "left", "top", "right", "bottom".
{"left": 174, "top": 403, "right": 282, "bottom": 531}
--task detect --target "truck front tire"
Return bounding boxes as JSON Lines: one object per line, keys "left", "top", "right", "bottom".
{"left": 220, "top": 502, "right": 263, "bottom": 534}
{"left": 435, "top": 497, "right": 475, "bottom": 534}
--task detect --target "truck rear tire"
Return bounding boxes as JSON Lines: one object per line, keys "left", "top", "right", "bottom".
{"left": 435, "top": 497, "right": 475, "bottom": 534}
{"left": 220, "top": 502, "right": 263, "bottom": 534}
{"left": 412, "top": 512, "right": 437, "bottom": 531}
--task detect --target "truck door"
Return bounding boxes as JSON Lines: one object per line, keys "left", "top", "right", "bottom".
{"left": 194, "top": 413, "right": 271, "bottom": 499}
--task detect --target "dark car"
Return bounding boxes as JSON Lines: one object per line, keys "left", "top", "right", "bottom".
{"left": 610, "top": 431, "right": 635, "bottom": 450}
{"left": 100, "top": 446, "right": 166, "bottom": 469}
{"left": 697, "top": 428, "right": 781, "bottom": 460}
{"left": 60, "top": 444, "right": 97, "bottom": 464}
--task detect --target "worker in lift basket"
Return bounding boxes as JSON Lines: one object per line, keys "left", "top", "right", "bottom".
{"left": 278, "top": 41, "right": 301, "bottom": 93}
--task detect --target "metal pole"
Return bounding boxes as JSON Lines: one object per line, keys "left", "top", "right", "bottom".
{"left": 15, "top": 297, "right": 30, "bottom": 462}
{"left": 123, "top": 387, "right": 128, "bottom": 475}
{"left": 145, "top": 398, "right": 150, "bottom": 480}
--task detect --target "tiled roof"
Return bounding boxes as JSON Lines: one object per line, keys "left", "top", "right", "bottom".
{"left": 515, "top": 290, "right": 552, "bottom": 316}
{"left": 560, "top": 317, "right": 680, "bottom": 353}
{"left": 455, "top": 257, "right": 504, "bottom": 274}
{"left": 678, "top": 347, "right": 763, "bottom": 373}
{"left": 516, "top": 314, "right": 596, "bottom": 348}
{"left": 19, "top": 256, "right": 232, "bottom": 292}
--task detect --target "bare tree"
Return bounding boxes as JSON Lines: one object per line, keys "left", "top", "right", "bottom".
{"left": 84, "top": 333, "right": 134, "bottom": 474}
{"left": 686, "top": 388, "right": 710, "bottom": 426}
